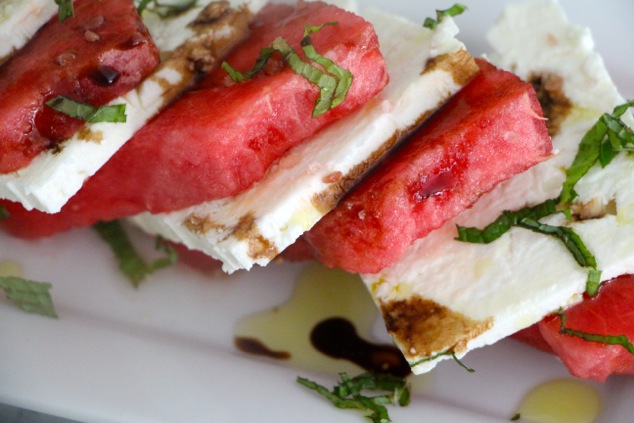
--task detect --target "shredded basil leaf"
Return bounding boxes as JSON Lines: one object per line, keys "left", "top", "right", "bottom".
{"left": 0, "top": 206, "right": 8, "bottom": 220}
{"left": 456, "top": 198, "right": 601, "bottom": 295}
{"left": 222, "top": 23, "right": 352, "bottom": 118}
{"left": 560, "top": 100, "right": 634, "bottom": 205}
{"left": 423, "top": 3, "right": 467, "bottom": 30}
{"left": 297, "top": 372, "right": 410, "bottom": 423}
{"left": 54, "top": 0, "right": 74, "bottom": 22}
{"left": 558, "top": 312, "right": 634, "bottom": 354}
{"left": 0, "top": 277, "right": 57, "bottom": 318}
{"left": 46, "top": 96, "right": 127, "bottom": 123}
{"left": 409, "top": 350, "right": 475, "bottom": 373}
{"left": 93, "top": 221, "right": 178, "bottom": 287}
{"left": 456, "top": 198, "right": 560, "bottom": 244}
{"left": 516, "top": 217, "right": 596, "bottom": 269}
{"left": 301, "top": 23, "right": 353, "bottom": 112}
{"left": 135, "top": 0, "right": 197, "bottom": 17}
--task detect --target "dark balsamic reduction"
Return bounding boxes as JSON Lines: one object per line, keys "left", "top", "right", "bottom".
{"left": 90, "top": 65, "right": 120, "bottom": 86}
{"left": 310, "top": 317, "right": 411, "bottom": 378}
{"left": 234, "top": 337, "right": 291, "bottom": 360}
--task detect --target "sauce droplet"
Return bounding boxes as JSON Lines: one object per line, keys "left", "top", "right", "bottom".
{"left": 515, "top": 379, "right": 602, "bottom": 423}
{"left": 234, "top": 262, "right": 383, "bottom": 375}
{"left": 311, "top": 317, "right": 411, "bottom": 377}
{"left": 234, "top": 337, "right": 291, "bottom": 360}
{"left": 91, "top": 65, "right": 120, "bottom": 86}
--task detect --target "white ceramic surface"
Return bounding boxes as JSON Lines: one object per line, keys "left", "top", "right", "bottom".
{"left": 1, "top": 1, "right": 633, "bottom": 422}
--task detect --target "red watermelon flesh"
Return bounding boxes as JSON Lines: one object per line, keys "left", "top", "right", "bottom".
{"left": 1, "top": 1, "right": 388, "bottom": 239}
{"left": 0, "top": 0, "right": 159, "bottom": 174}
{"left": 513, "top": 274, "right": 634, "bottom": 382}
{"left": 303, "top": 59, "right": 552, "bottom": 274}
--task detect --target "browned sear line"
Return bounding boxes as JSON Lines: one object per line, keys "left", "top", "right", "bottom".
{"left": 529, "top": 72, "right": 572, "bottom": 137}
{"left": 424, "top": 48, "right": 479, "bottom": 86}
{"left": 235, "top": 336, "right": 291, "bottom": 360}
{"left": 231, "top": 213, "right": 279, "bottom": 260}
{"left": 380, "top": 295, "right": 493, "bottom": 360}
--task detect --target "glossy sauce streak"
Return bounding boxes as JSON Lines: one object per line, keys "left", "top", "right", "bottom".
{"left": 311, "top": 317, "right": 411, "bottom": 377}
{"left": 234, "top": 337, "right": 291, "bottom": 360}
{"left": 233, "top": 263, "right": 387, "bottom": 375}
{"left": 515, "top": 379, "right": 602, "bottom": 423}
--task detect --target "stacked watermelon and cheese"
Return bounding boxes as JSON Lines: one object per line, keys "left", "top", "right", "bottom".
{"left": 0, "top": 0, "right": 266, "bottom": 212}
{"left": 348, "top": 0, "right": 634, "bottom": 381}
{"left": 2, "top": 0, "right": 633, "bottom": 384}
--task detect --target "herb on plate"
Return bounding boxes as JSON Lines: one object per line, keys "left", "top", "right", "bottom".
{"left": 93, "top": 220, "right": 178, "bottom": 287}
{"left": 0, "top": 276, "right": 57, "bottom": 318}
{"left": 297, "top": 372, "right": 410, "bottom": 423}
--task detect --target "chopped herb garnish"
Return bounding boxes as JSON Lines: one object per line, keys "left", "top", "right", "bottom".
{"left": 558, "top": 312, "right": 634, "bottom": 355}
{"left": 54, "top": 0, "right": 74, "bottom": 23}
{"left": 93, "top": 221, "right": 178, "bottom": 287}
{"left": 135, "top": 0, "right": 197, "bottom": 17}
{"left": 511, "top": 413, "right": 521, "bottom": 421}
{"left": 301, "top": 23, "right": 353, "bottom": 111}
{"left": 46, "top": 96, "right": 127, "bottom": 123}
{"left": 0, "top": 277, "right": 57, "bottom": 318}
{"left": 456, "top": 198, "right": 559, "bottom": 244}
{"left": 515, "top": 217, "right": 596, "bottom": 269}
{"left": 560, "top": 100, "right": 634, "bottom": 205}
{"left": 455, "top": 103, "right": 634, "bottom": 295}
{"left": 222, "top": 23, "right": 352, "bottom": 118}
{"left": 0, "top": 206, "right": 8, "bottom": 220}
{"left": 585, "top": 268, "right": 603, "bottom": 296}
{"left": 410, "top": 350, "right": 475, "bottom": 373}
{"left": 423, "top": 3, "right": 467, "bottom": 30}
{"left": 456, "top": 199, "right": 600, "bottom": 295}
{"left": 297, "top": 372, "right": 410, "bottom": 423}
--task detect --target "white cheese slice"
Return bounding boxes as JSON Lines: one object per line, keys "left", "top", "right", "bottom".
{"left": 129, "top": 8, "right": 477, "bottom": 273}
{"left": 362, "top": 0, "right": 634, "bottom": 375}
{"left": 0, "top": 0, "right": 57, "bottom": 64}
{"left": 0, "top": 0, "right": 266, "bottom": 213}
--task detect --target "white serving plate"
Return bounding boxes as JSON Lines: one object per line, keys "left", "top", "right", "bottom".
{"left": 1, "top": 1, "right": 634, "bottom": 422}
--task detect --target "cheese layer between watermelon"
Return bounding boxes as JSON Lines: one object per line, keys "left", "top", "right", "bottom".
{"left": 1, "top": 1, "right": 389, "bottom": 237}
{"left": 304, "top": 58, "right": 552, "bottom": 274}
{"left": 0, "top": 0, "right": 160, "bottom": 174}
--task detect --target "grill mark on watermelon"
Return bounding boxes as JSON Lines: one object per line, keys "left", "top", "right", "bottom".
{"left": 304, "top": 58, "right": 553, "bottom": 274}
{"left": 0, "top": 0, "right": 160, "bottom": 174}
{"left": 528, "top": 72, "right": 572, "bottom": 137}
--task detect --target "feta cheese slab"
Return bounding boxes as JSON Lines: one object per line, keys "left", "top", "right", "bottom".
{"left": 363, "top": 0, "right": 634, "bottom": 375}
{"left": 0, "top": 0, "right": 56, "bottom": 64}
{"left": 130, "top": 7, "right": 478, "bottom": 273}
{"left": 0, "top": 0, "right": 266, "bottom": 213}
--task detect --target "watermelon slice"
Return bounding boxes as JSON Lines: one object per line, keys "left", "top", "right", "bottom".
{"left": 0, "top": 0, "right": 159, "bottom": 174}
{"left": 1, "top": 1, "right": 388, "bottom": 239}
{"left": 303, "top": 58, "right": 552, "bottom": 274}
{"left": 513, "top": 274, "right": 634, "bottom": 382}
